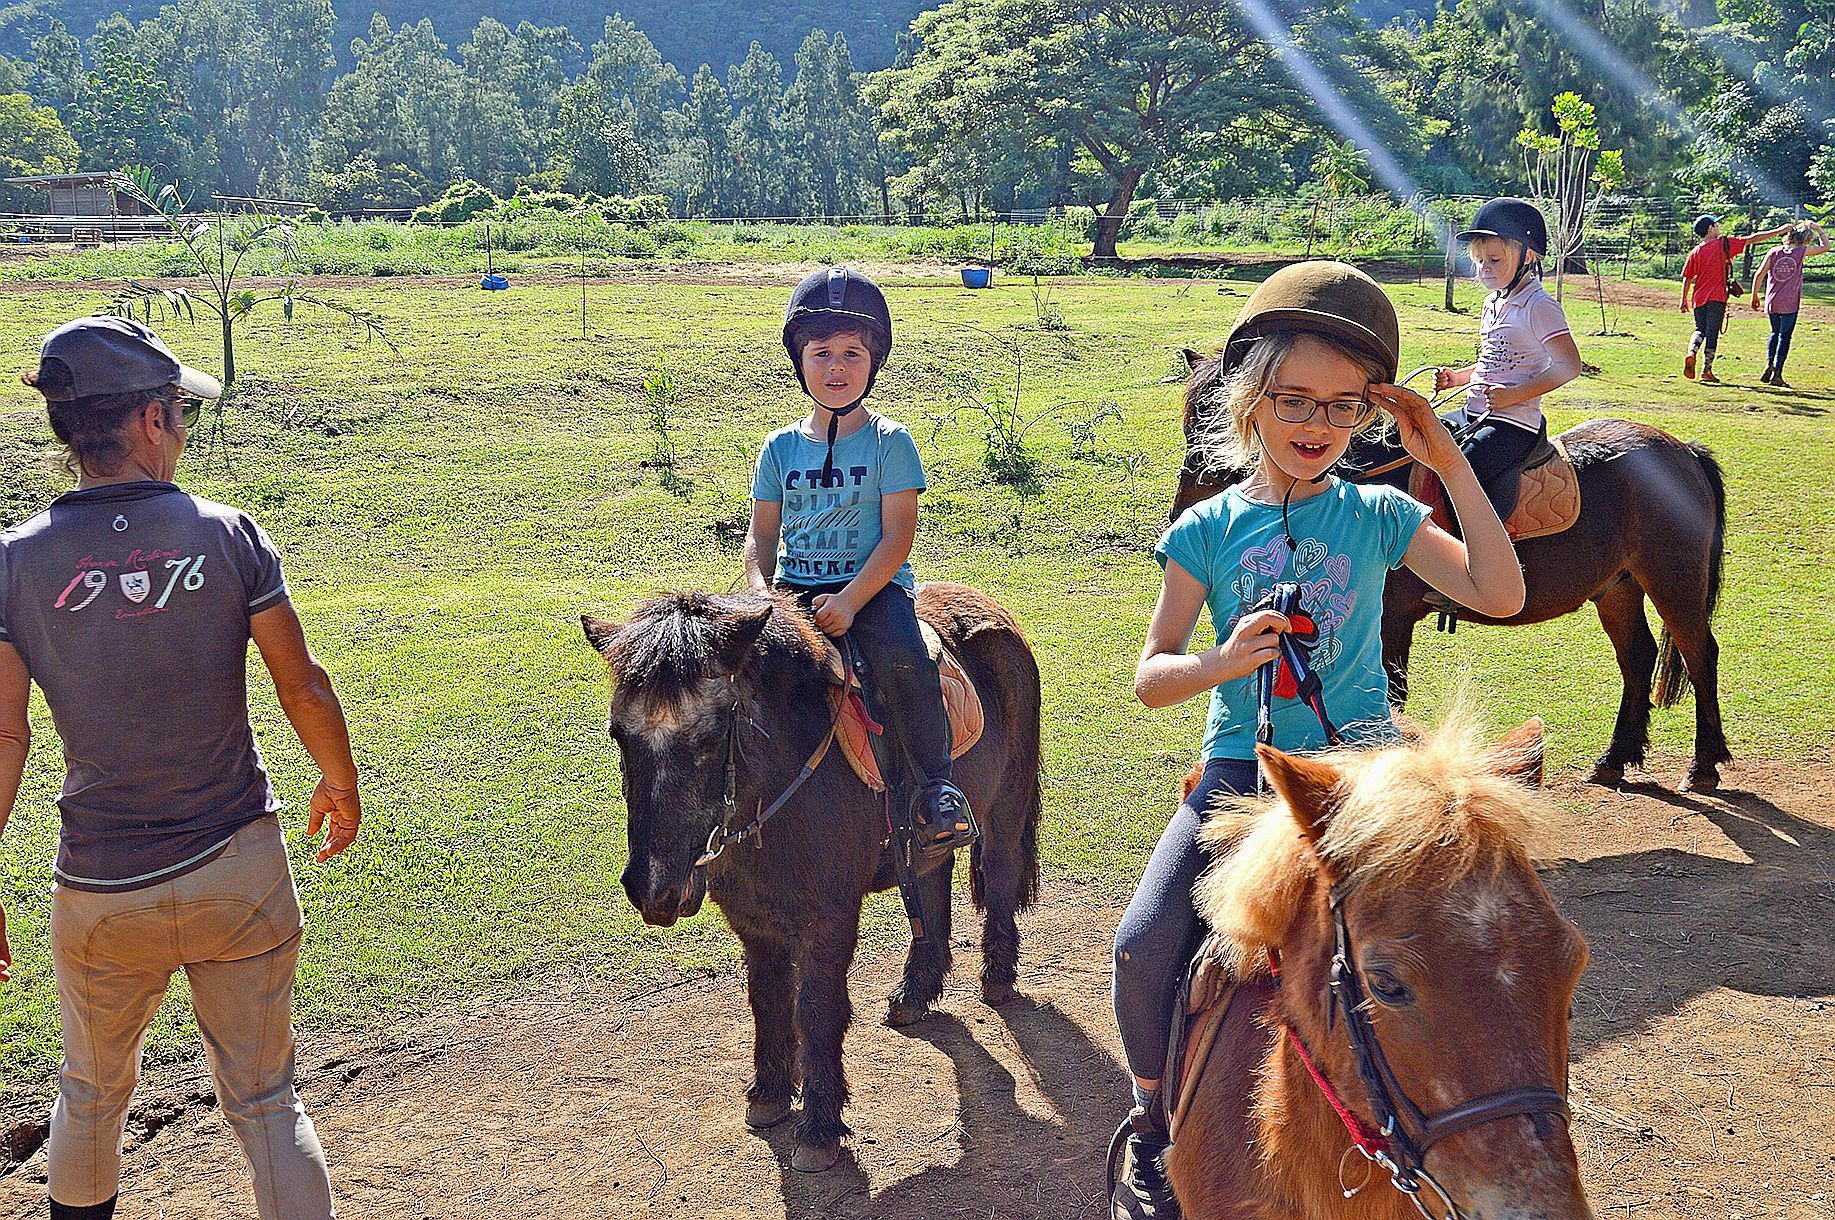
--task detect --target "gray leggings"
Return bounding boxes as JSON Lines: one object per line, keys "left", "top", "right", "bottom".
{"left": 1112, "top": 756, "right": 1259, "bottom": 1081}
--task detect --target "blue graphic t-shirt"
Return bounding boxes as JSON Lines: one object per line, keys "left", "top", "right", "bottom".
{"left": 1155, "top": 479, "right": 1431, "bottom": 761}
{"left": 751, "top": 413, "right": 927, "bottom": 589}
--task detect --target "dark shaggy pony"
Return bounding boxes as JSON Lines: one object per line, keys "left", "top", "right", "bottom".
{"left": 583, "top": 582, "right": 1042, "bottom": 1171}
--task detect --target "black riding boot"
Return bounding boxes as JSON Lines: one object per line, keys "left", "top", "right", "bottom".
{"left": 913, "top": 777, "right": 976, "bottom": 859}
{"left": 1109, "top": 1105, "right": 1181, "bottom": 1220}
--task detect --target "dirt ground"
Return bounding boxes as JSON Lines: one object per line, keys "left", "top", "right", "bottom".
{"left": 0, "top": 755, "right": 1830, "bottom": 1219}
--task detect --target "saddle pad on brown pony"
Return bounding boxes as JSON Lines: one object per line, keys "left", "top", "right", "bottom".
{"left": 1166, "top": 950, "right": 1277, "bottom": 1143}
{"left": 822, "top": 623, "right": 985, "bottom": 793}
{"left": 1407, "top": 437, "right": 1580, "bottom": 542}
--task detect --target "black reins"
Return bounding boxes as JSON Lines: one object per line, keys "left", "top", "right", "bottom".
{"left": 692, "top": 634, "right": 855, "bottom": 870}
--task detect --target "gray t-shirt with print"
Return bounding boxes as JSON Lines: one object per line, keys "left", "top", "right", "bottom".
{"left": 0, "top": 481, "right": 289, "bottom": 892}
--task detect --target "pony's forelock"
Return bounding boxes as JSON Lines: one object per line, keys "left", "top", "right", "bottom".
{"left": 606, "top": 588, "right": 827, "bottom": 703}
{"left": 1195, "top": 703, "right": 1560, "bottom": 975}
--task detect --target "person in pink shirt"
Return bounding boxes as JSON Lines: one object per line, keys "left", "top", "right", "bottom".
{"left": 1680, "top": 214, "right": 1790, "bottom": 383}
{"left": 1750, "top": 221, "right": 1829, "bottom": 387}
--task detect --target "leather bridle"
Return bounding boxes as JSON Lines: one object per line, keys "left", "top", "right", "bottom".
{"left": 1271, "top": 877, "right": 1571, "bottom": 1220}
{"left": 690, "top": 634, "right": 854, "bottom": 871}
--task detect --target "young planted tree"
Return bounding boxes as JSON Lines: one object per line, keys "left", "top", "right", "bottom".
{"left": 1518, "top": 91, "right": 1624, "bottom": 302}
{"left": 1306, "top": 139, "right": 1371, "bottom": 257}
{"left": 109, "top": 168, "right": 393, "bottom": 389}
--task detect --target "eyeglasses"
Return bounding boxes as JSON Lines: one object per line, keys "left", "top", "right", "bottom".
{"left": 1263, "top": 390, "right": 1372, "bottom": 430}
{"left": 177, "top": 396, "right": 204, "bottom": 428}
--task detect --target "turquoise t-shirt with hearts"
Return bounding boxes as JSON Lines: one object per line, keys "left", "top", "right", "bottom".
{"left": 1154, "top": 478, "right": 1431, "bottom": 761}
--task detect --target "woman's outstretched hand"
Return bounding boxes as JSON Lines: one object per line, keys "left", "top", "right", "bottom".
{"left": 309, "top": 778, "right": 362, "bottom": 863}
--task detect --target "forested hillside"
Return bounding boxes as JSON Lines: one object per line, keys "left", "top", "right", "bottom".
{"left": 0, "top": 0, "right": 924, "bottom": 70}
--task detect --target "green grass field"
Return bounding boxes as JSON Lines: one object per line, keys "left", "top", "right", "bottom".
{"left": 1, "top": 267, "right": 1831, "bottom": 1084}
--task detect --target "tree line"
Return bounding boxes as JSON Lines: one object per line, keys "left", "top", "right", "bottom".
{"left": 2, "top": 0, "right": 1830, "bottom": 257}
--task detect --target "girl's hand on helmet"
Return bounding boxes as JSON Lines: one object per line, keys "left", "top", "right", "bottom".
{"left": 1371, "top": 383, "right": 1462, "bottom": 473}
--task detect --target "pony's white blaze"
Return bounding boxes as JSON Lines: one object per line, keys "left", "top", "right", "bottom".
{"left": 1453, "top": 881, "right": 1520, "bottom": 950}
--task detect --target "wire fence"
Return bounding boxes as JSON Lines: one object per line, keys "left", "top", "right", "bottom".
{"left": 3, "top": 191, "right": 1825, "bottom": 279}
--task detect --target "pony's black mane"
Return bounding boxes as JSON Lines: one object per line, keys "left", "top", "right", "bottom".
{"left": 607, "top": 590, "right": 826, "bottom": 700}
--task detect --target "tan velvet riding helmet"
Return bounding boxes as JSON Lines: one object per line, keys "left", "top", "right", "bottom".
{"left": 1217, "top": 261, "right": 1400, "bottom": 382}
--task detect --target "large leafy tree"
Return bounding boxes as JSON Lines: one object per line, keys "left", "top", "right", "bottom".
{"left": 584, "top": 16, "right": 684, "bottom": 150}
{"left": 549, "top": 81, "right": 650, "bottom": 194}
{"left": 312, "top": 16, "right": 464, "bottom": 196}
{"left": 66, "top": 48, "right": 189, "bottom": 179}
{"left": 29, "top": 21, "right": 82, "bottom": 105}
{"left": 726, "top": 42, "right": 787, "bottom": 215}
{"left": 782, "top": 30, "right": 876, "bottom": 217}
{"left": 875, "top": 0, "right": 1310, "bottom": 257}
{"left": 0, "top": 92, "right": 82, "bottom": 209}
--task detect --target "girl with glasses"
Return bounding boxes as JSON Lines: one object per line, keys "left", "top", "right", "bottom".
{"left": 1108, "top": 262, "right": 1524, "bottom": 1220}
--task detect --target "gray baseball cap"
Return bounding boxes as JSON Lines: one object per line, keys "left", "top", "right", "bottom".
{"left": 34, "top": 316, "right": 221, "bottom": 402}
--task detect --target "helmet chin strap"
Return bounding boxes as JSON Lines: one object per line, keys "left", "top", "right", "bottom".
{"left": 820, "top": 397, "right": 865, "bottom": 487}
{"left": 1252, "top": 419, "right": 1331, "bottom": 552}
{"left": 1500, "top": 245, "right": 1532, "bottom": 296}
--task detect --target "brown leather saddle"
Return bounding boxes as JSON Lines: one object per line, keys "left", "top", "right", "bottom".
{"left": 1164, "top": 945, "right": 1275, "bottom": 1141}
{"left": 1407, "top": 431, "right": 1581, "bottom": 542}
{"left": 820, "top": 624, "right": 984, "bottom": 792}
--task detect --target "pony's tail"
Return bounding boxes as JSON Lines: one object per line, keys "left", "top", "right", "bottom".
{"left": 970, "top": 648, "right": 1042, "bottom": 914}
{"left": 1653, "top": 442, "right": 1726, "bottom": 708}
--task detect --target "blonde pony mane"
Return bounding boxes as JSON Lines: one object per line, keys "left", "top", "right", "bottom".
{"left": 1193, "top": 705, "right": 1559, "bottom": 977}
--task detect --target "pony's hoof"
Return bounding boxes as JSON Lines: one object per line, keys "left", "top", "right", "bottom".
{"left": 981, "top": 980, "right": 1017, "bottom": 1008}
{"left": 1586, "top": 762, "right": 1624, "bottom": 787}
{"left": 885, "top": 997, "right": 931, "bottom": 1027}
{"left": 1681, "top": 769, "right": 1720, "bottom": 793}
{"left": 792, "top": 1139, "right": 841, "bottom": 1172}
{"left": 745, "top": 1098, "right": 792, "bottom": 1130}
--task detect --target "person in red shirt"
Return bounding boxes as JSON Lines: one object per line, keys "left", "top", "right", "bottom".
{"left": 1680, "top": 214, "right": 1790, "bottom": 383}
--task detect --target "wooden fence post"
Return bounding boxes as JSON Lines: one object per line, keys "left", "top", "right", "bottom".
{"left": 1444, "top": 216, "right": 1456, "bottom": 311}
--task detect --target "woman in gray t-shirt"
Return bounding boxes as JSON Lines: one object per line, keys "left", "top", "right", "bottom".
{"left": 0, "top": 317, "right": 361, "bottom": 1220}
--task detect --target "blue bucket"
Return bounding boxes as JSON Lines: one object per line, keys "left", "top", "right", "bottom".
{"left": 960, "top": 267, "right": 992, "bottom": 289}
{"left": 480, "top": 273, "right": 508, "bottom": 290}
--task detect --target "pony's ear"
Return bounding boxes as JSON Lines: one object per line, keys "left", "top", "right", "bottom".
{"left": 1484, "top": 717, "right": 1546, "bottom": 788}
{"left": 1256, "top": 745, "right": 1343, "bottom": 842}
{"left": 581, "top": 614, "right": 623, "bottom": 657}
{"left": 714, "top": 602, "right": 774, "bottom": 673}
{"left": 1182, "top": 347, "right": 1206, "bottom": 370}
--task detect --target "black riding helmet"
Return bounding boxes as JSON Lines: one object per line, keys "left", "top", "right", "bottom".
{"left": 1459, "top": 197, "right": 1548, "bottom": 295}
{"left": 783, "top": 266, "right": 894, "bottom": 483}
{"left": 783, "top": 266, "right": 893, "bottom": 397}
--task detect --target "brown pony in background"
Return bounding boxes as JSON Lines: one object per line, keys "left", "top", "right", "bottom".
{"left": 1173, "top": 350, "right": 1731, "bottom": 792}
{"left": 1168, "top": 715, "right": 1592, "bottom": 1220}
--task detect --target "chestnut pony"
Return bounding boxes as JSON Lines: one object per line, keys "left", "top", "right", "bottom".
{"left": 1167, "top": 716, "right": 1592, "bottom": 1220}
{"left": 1173, "top": 350, "right": 1730, "bottom": 792}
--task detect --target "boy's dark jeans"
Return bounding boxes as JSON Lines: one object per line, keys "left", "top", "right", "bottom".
{"left": 777, "top": 580, "right": 953, "bottom": 787}
{"left": 1692, "top": 300, "right": 1727, "bottom": 352}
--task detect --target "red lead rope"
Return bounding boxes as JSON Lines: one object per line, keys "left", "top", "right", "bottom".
{"left": 1267, "top": 948, "right": 1392, "bottom": 1157}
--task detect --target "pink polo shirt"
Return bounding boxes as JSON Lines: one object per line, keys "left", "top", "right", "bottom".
{"left": 1470, "top": 279, "right": 1572, "bottom": 431}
